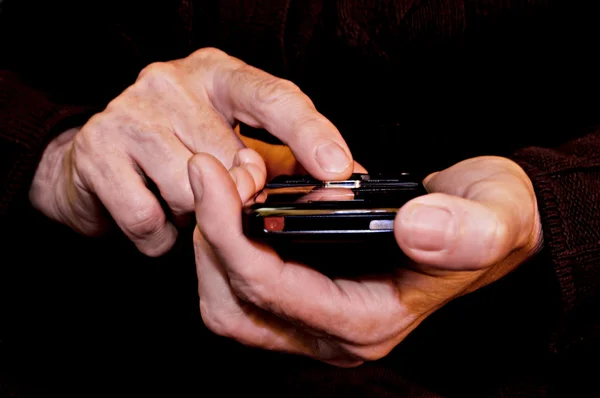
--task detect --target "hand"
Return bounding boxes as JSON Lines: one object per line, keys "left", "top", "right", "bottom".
{"left": 190, "top": 152, "right": 542, "bottom": 367}
{"left": 29, "top": 47, "right": 354, "bottom": 256}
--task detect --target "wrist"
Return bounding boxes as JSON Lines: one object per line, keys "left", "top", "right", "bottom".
{"left": 29, "top": 127, "right": 79, "bottom": 217}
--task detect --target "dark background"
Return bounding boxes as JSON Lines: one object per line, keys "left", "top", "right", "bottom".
{"left": 2, "top": 0, "right": 600, "bottom": 396}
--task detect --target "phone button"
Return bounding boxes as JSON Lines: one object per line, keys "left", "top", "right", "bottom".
{"left": 369, "top": 220, "right": 394, "bottom": 230}
{"left": 324, "top": 180, "right": 361, "bottom": 188}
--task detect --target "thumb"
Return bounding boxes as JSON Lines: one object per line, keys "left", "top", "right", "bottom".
{"left": 394, "top": 160, "right": 538, "bottom": 270}
{"left": 394, "top": 193, "right": 509, "bottom": 270}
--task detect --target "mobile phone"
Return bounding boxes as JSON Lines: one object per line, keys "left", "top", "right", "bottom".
{"left": 242, "top": 173, "right": 427, "bottom": 243}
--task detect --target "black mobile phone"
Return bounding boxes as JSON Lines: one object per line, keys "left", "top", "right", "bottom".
{"left": 242, "top": 173, "right": 427, "bottom": 243}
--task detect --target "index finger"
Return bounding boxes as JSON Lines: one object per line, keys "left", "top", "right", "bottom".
{"left": 206, "top": 53, "right": 354, "bottom": 181}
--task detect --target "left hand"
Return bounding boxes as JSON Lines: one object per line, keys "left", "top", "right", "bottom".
{"left": 189, "top": 151, "right": 543, "bottom": 367}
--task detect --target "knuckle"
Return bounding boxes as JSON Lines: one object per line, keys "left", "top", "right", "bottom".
{"left": 468, "top": 156, "right": 527, "bottom": 179}
{"left": 226, "top": 254, "right": 272, "bottom": 306}
{"left": 193, "top": 46, "right": 229, "bottom": 60}
{"left": 289, "top": 113, "right": 333, "bottom": 140}
{"left": 137, "top": 61, "right": 178, "bottom": 83}
{"left": 228, "top": 273, "right": 269, "bottom": 307}
{"left": 493, "top": 216, "right": 510, "bottom": 244}
{"left": 135, "top": 62, "right": 181, "bottom": 95}
{"left": 133, "top": 122, "right": 175, "bottom": 150}
{"left": 104, "top": 101, "right": 172, "bottom": 144}
{"left": 350, "top": 344, "right": 395, "bottom": 363}
{"left": 166, "top": 185, "right": 195, "bottom": 216}
{"left": 71, "top": 129, "right": 91, "bottom": 157}
{"left": 186, "top": 47, "right": 241, "bottom": 77}
{"left": 199, "top": 301, "right": 238, "bottom": 339}
{"left": 487, "top": 216, "right": 511, "bottom": 263}
{"left": 252, "top": 76, "right": 304, "bottom": 107}
{"left": 72, "top": 115, "right": 109, "bottom": 157}
{"left": 337, "top": 324, "right": 380, "bottom": 347}
{"left": 122, "top": 202, "right": 166, "bottom": 239}
{"left": 70, "top": 116, "right": 118, "bottom": 190}
{"left": 104, "top": 94, "right": 137, "bottom": 118}
{"left": 335, "top": 305, "right": 406, "bottom": 347}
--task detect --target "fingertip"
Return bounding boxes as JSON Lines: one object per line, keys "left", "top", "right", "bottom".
{"left": 302, "top": 165, "right": 354, "bottom": 182}
{"left": 422, "top": 171, "right": 439, "bottom": 191}
{"left": 229, "top": 166, "right": 257, "bottom": 203}
{"left": 236, "top": 148, "right": 265, "bottom": 171}
{"left": 353, "top": 161, "right": 368, "bottom": 174}
{"left": 234, "top": 148, "right": 267, "bottom": 189}
{"left": 313, "top": 140, "right": 354, "bottom": 180}
{"left": 135, "top": 221, "right": 178, "bottom": 257}
{"left": 245, "top": 163, "right": 267, "bottom": 191}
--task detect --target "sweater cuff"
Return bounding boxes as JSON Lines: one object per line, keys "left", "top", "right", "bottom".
{"left": 511, "top": 154, "right": 571, "bottom": 304}
{"left": 0, "top": 72, "right": 97, "bottom": 216}
{"left": 511, "top": 145, "right": 600, "bottom": 352}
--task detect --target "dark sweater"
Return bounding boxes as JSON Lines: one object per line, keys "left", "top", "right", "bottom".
{"left": 1, "top": 0, "right": 599, "bottom": 396}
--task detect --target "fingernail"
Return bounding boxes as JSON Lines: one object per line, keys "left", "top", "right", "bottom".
{"left": 402, "top": 205, "right": 455, "bottom": 251}
{"left": 189, "top": 161, "right": 204, "bottom": 202}
{"left": 316, "top": 142, "right": 352, "bottom": 174}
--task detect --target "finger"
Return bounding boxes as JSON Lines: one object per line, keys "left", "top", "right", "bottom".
{"left": 188, "top": 153, "right": 406, "bottom": 345}
{"left": 212, "top": 63, "right": 354, "bottom": 180}
{"left": 228, "top": 148, "right": 269, "bottom": 203}
{"left": 127, "top": 128, "right": 195, "bottom": 217}
{"left": 232, "top": 148, "right": 267, "bottom": 193}
{"left": 395, "top": 168, "right": 538, "bottom": 271}
{"left": 176, "top": 104, "right": 244, "bottom": 169}
{"left": 228, "top": 167, "right": 259, "bottom": 204}
{"left": 240, "top": 135, "right": 367, "bottom": 179}
{"left": 239, "top": 135, "right": 306, "bottom": 179}
{"left": 84, "top": 155, "right": 177, "bottom": 257}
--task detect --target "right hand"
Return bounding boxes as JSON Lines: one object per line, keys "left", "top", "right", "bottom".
{"left": 29, "top": 47, "right": 354, "bottom": 256}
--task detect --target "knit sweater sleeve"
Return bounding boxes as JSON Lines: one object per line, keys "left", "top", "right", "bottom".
{"left": 0, "top": 72, "right": 96, "bottom": 215}
{"left": 510, "top": 129, "right": 600, "bottom": 356}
